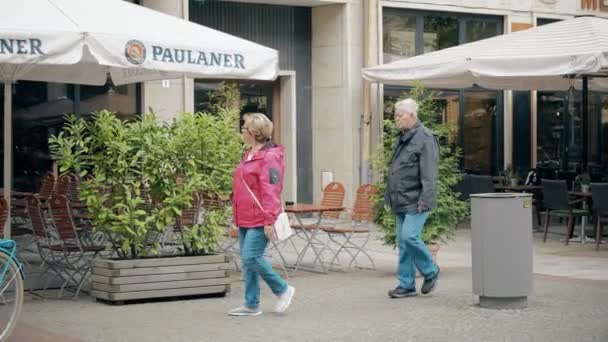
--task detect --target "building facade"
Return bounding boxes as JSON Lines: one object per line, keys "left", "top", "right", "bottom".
{"left": 1, "top": 0, "right": 607, "bottom": 207}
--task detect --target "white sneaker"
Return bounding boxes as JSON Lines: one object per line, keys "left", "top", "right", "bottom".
{"left": 275, "top": 285, "right": 295, "bottom": 313}
{"left": 228, "top": 305, "right": 262, "bottom": 316}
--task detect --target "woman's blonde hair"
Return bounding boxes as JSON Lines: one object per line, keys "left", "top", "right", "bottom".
{"left": 243, "top": 113, "right": 273, "bottom": 143}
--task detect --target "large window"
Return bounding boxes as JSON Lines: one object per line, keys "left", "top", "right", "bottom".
{"left": 383, "top": 8, "right": 502, "bottom": 61}
{"left": 383, "top": 14, "right": 416, "bottom": 63}
{"left": 194, "top": 80, "right": 277, "bottom": 132}
{"left": 535, "top": 18, "right": 607, "bottom": 176}
{"left": 424, "top": 16, "right": 459, "bottom": 54}
{"left": 0, "top": 81, "right": 139, "bottom": 192}
{"left": 463, "top": 91, "right": 498, "bottom": 173}
{"left": 382, "top": 8, "right": 503, "bottom": 174}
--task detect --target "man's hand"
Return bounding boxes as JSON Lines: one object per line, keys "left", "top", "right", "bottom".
{"left": 417, "top": 203, "right": 427, "bottom": 213}
{"left": 264, "top": 225, "right": 275, "bottom": 240}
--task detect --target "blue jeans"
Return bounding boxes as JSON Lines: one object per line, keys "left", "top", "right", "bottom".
{"left": 396, "top": 211, "right": 438, "bottom": 290}
{"left": 239, "top": 227, "right": 288, "bottom": 309}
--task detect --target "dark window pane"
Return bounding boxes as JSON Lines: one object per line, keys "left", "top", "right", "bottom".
{"left": 537, "top": 92, "right": 565, "bottom": 166}
{"left": 537, "top": 18, "right": 561, "bottom": 26}
{"left": 79, "top": 83, "right": 138, "bottom": 119}
{"left": 194, "top": 81, "right": 274, "bottom": 128}
{"left": 463, "top": 91, "right": 497, "bottom": 174}
{"left": 466, "top": 19, "right": 498, "bottom": 43}
{"left": 601, "top": 96, "right": 608, "bottom": 167}
{"left": 383, "top": 87, "right": 459, "bottom": 144}
{"left": 383, "top": 14, "right": 416, "bottom": 63}
{"left": 423, "top": 16, "right": 459, "bottom": 54}
{"left": 12, "top": 82, "right": 73, "bottom": 192}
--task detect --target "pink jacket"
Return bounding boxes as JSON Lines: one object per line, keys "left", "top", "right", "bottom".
{"left": 232, "top": 144, "right": 285, "bottom": 228}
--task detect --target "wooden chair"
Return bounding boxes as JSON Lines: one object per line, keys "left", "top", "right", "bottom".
{"left": 541, "top": 180, "right": 590, "bottom": 244}
{"left": 0, "top": 197, "right": 8, "bottom": 233}
{"left": 321, "top": 184, "right": 378, "bottom": 271}
{"left": 320, "top": 182, "right": 346, "bottom": 219}
{"left": 54, "top": 174, "right": 72, "bottom": 197}
{"left": 591, "top": 183, "right": 608, "bottom": 251}
{"left": 201, "top": 191, "right": 228, "bottom": 211}
{"left": 291, "top": 182, "right": 346, "bottom": 230}
{"left": 26, "top": 195, "right": 69, "bottom": 294}
{"left": 48, "top": 195, "right": 104, "bottom": 298}
{"left": 38, "top": 172, "right": 57, "bottom": 200}
{"left": 163, "top": 192, "right": 203, "bottom": 251}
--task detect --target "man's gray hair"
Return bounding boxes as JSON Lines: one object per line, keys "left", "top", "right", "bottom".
{"left": 395, "top": 98, "right": 418, "bottom": 118}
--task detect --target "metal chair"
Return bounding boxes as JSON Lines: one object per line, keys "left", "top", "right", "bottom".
{"left": 467, "top": 174, "right": 495, "bottom": 195}
{"left": 38, "top": 172, "right": 57, "bottom": 200}
{"left": 541, "top": 180, "right": 590, "bottom": 244}
{"left": 591, "top": 183, "right": 608, "bottom": 251}
{"left": 292, "top": 182, "right": 346, "bottom": 230}
{"left": 163, "top": 192, "right": 202, "bottom": 252}
{"left": 26, "top": 195, "right": 69, "bottom": 294}
{"left": 48, "top": 195, "right": 104, "bottom": 298}
{"left": 321, "top": 184, "right": 378, "bottom": 271}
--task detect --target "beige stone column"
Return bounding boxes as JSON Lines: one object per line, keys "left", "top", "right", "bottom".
{"left": 312, "top": 1, "right": 364, "bottom": 206}
{"left": 141, "top": 0, "right": 194, "bottom": 121}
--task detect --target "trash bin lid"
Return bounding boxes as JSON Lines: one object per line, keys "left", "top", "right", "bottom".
{"left": 470, "top": 193, "right": 533, "bottom": 198}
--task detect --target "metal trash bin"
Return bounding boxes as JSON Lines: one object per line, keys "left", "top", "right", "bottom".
{"left": 470, "top": 193, "right": 534, "bottom": 309}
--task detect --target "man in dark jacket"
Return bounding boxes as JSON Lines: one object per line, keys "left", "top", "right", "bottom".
{"left": 385, "top": 98, "right": 440, "bottom": 298}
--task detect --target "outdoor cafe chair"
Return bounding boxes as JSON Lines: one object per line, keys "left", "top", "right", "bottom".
{"left": 49, "top": 195, "right": 104, "bottom": 299}
{"left": 591, "top": 183, "right": 608, "bottom": 251}
{"left": 541, "top": 180, "right": 590, "bottom": 244}
{"left": 320, "top": 184, "right": 377, "bottom": 271}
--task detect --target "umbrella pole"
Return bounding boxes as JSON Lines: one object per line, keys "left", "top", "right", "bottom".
{"left": 582, "top": 76, "right": 588, "bottom": 170}
{"left": 3, "top": 82, "right": 11, "bottom": 239}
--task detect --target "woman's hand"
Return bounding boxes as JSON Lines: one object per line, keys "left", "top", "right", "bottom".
{"left": 264, "top": 225, "right": 275, "bottom": 240}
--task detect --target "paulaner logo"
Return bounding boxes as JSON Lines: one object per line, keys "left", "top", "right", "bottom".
{"left": 125, "top": 40, "right": 146, "bottom": 65}
{"left": 151, "top": 46, "right": 246, "bottom": 69}
{"left": 0, "top": 38, "right": 44, "bottom": 55}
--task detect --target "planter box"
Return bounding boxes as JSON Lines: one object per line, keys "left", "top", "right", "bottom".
{"left": 91, "top": 254, "right": 231, "bottom": 303}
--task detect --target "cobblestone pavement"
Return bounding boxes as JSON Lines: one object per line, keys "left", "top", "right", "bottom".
{"left": 13, "top": 226, "right": 608, "bottom": 342}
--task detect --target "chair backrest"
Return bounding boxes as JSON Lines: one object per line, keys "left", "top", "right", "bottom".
{"left": 557, "top": 171, "right": 577, "bottom": 190}
{"left": 201, "top": 191, "right": 226, "bottom": 211}
{"left": 352, "top": 184, "right": 378, "bottom": 222}
{"left": 39, "top": 172, "right": 56, "bottom": 198}
{"left": 0, "top": 197, "right": 8, "bottom": 233}
{"left": 454, "top": 174, "right": 471, "bottom": 201}
{"left": 591, "top": 183, "right": 608, "bottom": 215}
{"left": 176, "top": 192, "right": 202, "bottom": 232}
{"left": 541, "top": 179, "right": 571, "bottom": 210}
{"left": 321, "top": 182, "right": 345, "bottom": 219}
{"left": 49, "top": 195, "right": 78, "bottom": 240}
{"left": 67, "top": 173, "right": 81, "bottom": 202}
{"left": 468, "top": 175, "right": 494, "bottom": 195}
{"left": 54, "top": 174, "right": 72, "bottom": 197}
{"left": 26, "top": 195, "right": 50, "bottom": 238}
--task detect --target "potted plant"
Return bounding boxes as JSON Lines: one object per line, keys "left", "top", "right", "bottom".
{"left": 576, "top": 172, "right": 591, "bottom": 193}
{"left": 49, "top": 108, "right": 242, "bottom": 303}
{"left": 503, "top": 165, "right": 519, "bottom": 187}
{"left": 372, "top": 83, "right": 469, "bottom": 266}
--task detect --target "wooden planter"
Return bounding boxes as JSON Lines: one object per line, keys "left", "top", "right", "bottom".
{"left": 91, "top": 254, "right": 231, "bottom": 303}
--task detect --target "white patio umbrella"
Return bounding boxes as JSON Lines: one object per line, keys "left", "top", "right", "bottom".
{"left": 362, "top": 16, "right": 608, "bottom": 173}
{"left": 362, "top": 16, "right": 608, "bottom": 91}
{"left": 0, "top": 0, "right": 279, "bottom": 237}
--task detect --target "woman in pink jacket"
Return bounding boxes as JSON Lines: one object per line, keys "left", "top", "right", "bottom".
{"left": 228, "top": 113, "right": 295, "bottom": 316}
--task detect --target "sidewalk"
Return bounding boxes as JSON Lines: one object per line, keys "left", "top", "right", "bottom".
{"left": 12, "top": 225, "right": 608, "bottom": 342}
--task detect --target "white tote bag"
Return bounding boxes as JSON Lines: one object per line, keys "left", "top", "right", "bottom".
{"left": 241, "top": 176, "right": 294, "bottom": 242}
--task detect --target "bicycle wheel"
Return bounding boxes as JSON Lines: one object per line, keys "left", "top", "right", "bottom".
{"left": 0, "top": 252, "right": 24, "bottom": 341}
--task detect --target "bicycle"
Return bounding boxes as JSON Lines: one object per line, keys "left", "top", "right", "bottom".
{"left": 0, "top": 240, "right": 24, "bottom": 341}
